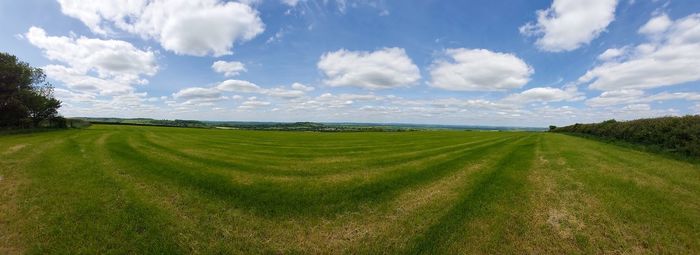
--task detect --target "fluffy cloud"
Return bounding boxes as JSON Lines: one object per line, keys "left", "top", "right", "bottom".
{"left": 429, "top": 48, "right": 533, "bottom": 91}
{"left": 172, "top": 80, "right": 311, "bottom": 108}
{"left": 586, "top": 89, "right": 700, "bottom": 107}
{"left": 287, "top": 93, "right": 384, "bottom": 111}
{"left": 262, "top": 88, "right": 306, "bottom": 98}
{"left": 215, "top": 79, "right": 261, "bottom": 92}
{"left": 586, "top": 89, "right": 643, "bottom": 107}
{"left": 579, "top": 13, "right": 700, "bottom": 91}
{"left": 520, "top": 0, "right": 618, "bottom": 52}
{"left": 25, "top": 26, "right": 157, "bottom": 95}
{"left": 239, "top": 98, "right": 271, "bottom": 109}
{"left": 503, "top": 86, "right": 583, "bottom": 104}
{"left": 212, "top": 61, "right": 246, "bottom": 77}
{"left": 621, "top": 103, "right": 651, "bottom": 112}
{"left": 56, "top": 0, "right": 143, "bottom": 35}
{"left": 291, "top": 82, "right": 314, "bottom": 91}
{"left": 638, "top": 13, "right": 672, "bottom": 37}
{"left": 281, "top": 0, "right": 301, "bottom": 7}
{"left": 597, "top": 47, "right": 629, "bottom": 61}
{"left": 56, "top": 0, "right": 265, "bottom": 56}
{"left": 173, "top": 87, "right": 222, "bottom": 100}
{"left": 43, "top": 65, "right": 132, "bottom": 95}
{"left": 317, "top": 48, "right": 420, "bottom": 89}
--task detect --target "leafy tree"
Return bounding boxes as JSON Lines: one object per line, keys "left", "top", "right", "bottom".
{"left": 0, "top": 52, "right": 62, "bottom": 128}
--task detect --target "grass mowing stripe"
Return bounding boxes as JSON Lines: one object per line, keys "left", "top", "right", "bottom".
{"left": 0, "top": 131, "right": 76, "bottom": 255}
{"left": 544, "top": 134, "right": 700, "bottom": 253}
{"left": 104, "top": 130, "right": 523, "bottom": 217}
{"left": 586, "top": 142, "right": 700, "bottom": 193}
{"left": 408, "top": 135, "right": 537, "bottom": 254}
{"left": 132, "top": 128, "right": 512, "bottom": 180}
{"left": 128, "top": 132, "right": 520, "bottom": 202}
{"left": 145, "top": 127, "right": 464, "bottom": 151}
{"left": 4, "top": 125, "right": 698, "bottom": 253}
{"left": 198, "top": 134, "right": 513, "bottom": 170}
{"left": 136, "top": 131, "right": 515, "bottom": 177}
{"left": 141, "top": 129, "right": 497, "bottom": 164}
{"left": 16, "top": 132, "right": 183, "bottom": 254}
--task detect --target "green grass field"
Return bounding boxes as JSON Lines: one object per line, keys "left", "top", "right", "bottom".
{"left": 1, "top": 125, "right": 699, "bottom": 254}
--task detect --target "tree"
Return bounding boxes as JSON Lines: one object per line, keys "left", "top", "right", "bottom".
{"left": 0, "top": 52, "right": 62, "bottom": 128}
{"left": 549, "top": 125, "right": 557, "bottom": 131}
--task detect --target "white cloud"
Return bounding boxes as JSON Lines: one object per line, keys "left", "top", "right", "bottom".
{"left": 503, "top": 86, "right": 583, "bottom": 104}
{"left": 288, "top": 93, "right": 383, "bottom": 110}
{"left": 291, "top": 82, "right": 314, "bottom": 91}
{"left": 266, "top": 28, "right": 288, "bottom": 44}
{"left": 262, "top": 88, "right": 306, "bottom": 98}
{"left": 317, "top": 47, "right": 420, "bottom": 89}
{"left": 638, "top": 13, "right": 672, "bottom": 37}
{"left": 586, "top": 89, "right": 700, "bottom": 107}
{"left": 586, "top": 89, "right": 644, "bottom": 107}
{"left": 43, "top": 65, "right": 132, "bottom": 95}
{"left": 281, "top": 0, "right": 301, "bottom": 7}
{"left": 53, "top": 88, "right": 96, "bottom": 102}
{"left": 57, "top": 0, "right": 265, "bottom": 56}
{"left": 25, "top": 26, "right": 157, "bottom": 95}
{"left": 597, "top": 47, "right": 629, "bottom": 61}
{"left": 173, "top": 80, "right": 311, "bottom": 108}
{"left": 212, "top": 61, "right": 246, "bottom": 77}
{"left": 621, "top": 103, "right": 651, "bottom": 112}
{"left": 55, "top": 0, "right": 146, "bottom": 35}
{"left": 239, "top": 99, "right": 271, "bottom": 109}
{"left": 215, "top": 79, "right": 261, "bottom": 92}
{"left": 580, "top": 13, "right": 700, "bottom": 91}
{"left": 520, "top": 0, "right": 618, "bottom": 52}
{"left": 173, "top": 87, "right": 222, "bottom": 100}
{"left": 429, "top": 48, "right": 533, "bottom": 91}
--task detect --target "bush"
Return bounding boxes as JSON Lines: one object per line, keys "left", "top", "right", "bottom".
{"left": 551, "top": 115, "right": 700, "bottom": 157}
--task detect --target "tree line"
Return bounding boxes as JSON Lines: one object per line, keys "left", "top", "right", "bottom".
{"left": 551, "top": 115, "right": 700, "bottom": 157}
{"left": 1, "top": 52, "right": 67, "bottom": 129}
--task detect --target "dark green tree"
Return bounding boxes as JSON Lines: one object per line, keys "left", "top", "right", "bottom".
{"left": 1, "top": 52, "right": 62, "bottom": 128}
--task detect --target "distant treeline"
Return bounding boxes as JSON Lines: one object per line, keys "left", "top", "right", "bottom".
{"left": 79, "top": 118, "right": 546, "bottom": 132}
{"left": 551, "top": 115, "right": 700, "bottom": 157}
{"left": 80, "top": 118, "right": 417, "bottom": 132}
{"left": 79, "top": 118, "right": 208, "bottom": 128}
{"left": 213, "top": 121, "right": 417, "bottom": 132}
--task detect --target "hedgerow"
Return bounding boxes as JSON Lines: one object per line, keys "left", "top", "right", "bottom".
{"left": 551, "top": 115, "right": 700, "bottom": 157}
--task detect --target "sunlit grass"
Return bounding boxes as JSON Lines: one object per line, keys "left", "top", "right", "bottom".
{"left": 1, "top": 125, "right": 698, "bottom": 254}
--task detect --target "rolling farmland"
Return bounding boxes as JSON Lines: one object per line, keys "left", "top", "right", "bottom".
{"left": 1, "top": 125, "right": 699, "bottom": 254}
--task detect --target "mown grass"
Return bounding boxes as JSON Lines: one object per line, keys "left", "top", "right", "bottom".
{"left": 1, "top": 125, "right": 698, "bottom": 254}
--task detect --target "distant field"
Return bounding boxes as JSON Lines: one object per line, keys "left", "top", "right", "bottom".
{"left": 1, "top": 125, "right": 698, "bottom": 254}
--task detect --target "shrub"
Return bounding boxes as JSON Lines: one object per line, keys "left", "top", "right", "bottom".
{"left": 551, "top": 115, "right": 700, "bottom": 157}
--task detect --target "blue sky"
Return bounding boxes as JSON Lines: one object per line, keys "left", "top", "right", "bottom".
{"left": 1, "top": 0, "right": 699, "bottom": 127}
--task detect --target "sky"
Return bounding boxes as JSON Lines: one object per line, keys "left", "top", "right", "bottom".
{"left": 1, "top": 0, "right": 699, "bottom": 127}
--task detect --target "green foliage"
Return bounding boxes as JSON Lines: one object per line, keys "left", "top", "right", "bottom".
{"left": 0, "top": 52, "right": 62, "bottom": 128}
{"left": 77, "top": 117, "right": 207, "bottom": 128}
{"left": 214, "top": 121, "right": 415, "bottom": 131}
{"left": 551, "top": 115, "right": 700, "bottom": 157}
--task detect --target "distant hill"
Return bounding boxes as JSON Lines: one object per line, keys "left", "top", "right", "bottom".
{"left": 76, "top": 117, "right": 546, "bottom": 132}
